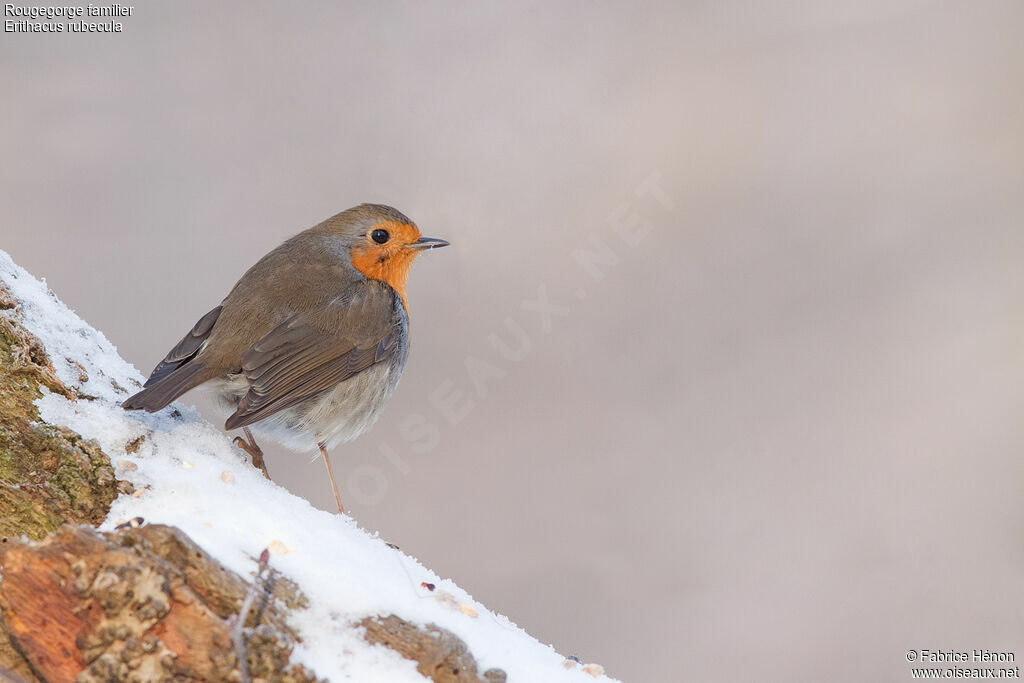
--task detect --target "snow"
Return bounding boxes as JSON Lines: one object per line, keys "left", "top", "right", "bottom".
{"left": 0, "top": 249, "right": 617, "bottom": 683}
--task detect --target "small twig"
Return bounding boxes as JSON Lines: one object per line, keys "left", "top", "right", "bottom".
{"left": 231, "top": 547, "right": 271, "bottom": 683}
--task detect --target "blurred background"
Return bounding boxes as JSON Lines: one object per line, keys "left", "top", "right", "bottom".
{"left": 3, "top": 2, "right": 1023, "bottom": 681}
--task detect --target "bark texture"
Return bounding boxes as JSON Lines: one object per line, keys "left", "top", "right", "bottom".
{"left": 362, "top": 616, "right": 507, "bottom": 683}
{"left": 0, "top": 283, "right": 132, "bottom": 541}
{"left": 0, "top": 524, "right": 316, "bottom": 683}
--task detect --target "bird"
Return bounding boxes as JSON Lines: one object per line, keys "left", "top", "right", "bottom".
{"left": 122, "top": 203, "right": 449, "bottom": 512}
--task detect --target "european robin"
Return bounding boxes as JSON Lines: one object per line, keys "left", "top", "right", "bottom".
{"left": 122, "top": 203, "right": 449, "bottom": 512}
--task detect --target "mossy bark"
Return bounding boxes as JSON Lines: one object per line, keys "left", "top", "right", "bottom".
{"left": 0, "top": 282, "right": 131, "bottom": 541}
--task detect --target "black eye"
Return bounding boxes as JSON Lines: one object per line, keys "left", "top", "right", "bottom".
{"left": 371, "top": 228, "right": 390, "bottom": 244}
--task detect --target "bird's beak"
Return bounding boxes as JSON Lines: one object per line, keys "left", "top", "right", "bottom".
{"left": 409, "top": 237, "right": 450, "bottom": 251}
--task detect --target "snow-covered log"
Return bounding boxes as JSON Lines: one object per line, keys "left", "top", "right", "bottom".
{"left": 0, "top": 251, "right": 615, "bottom": 682}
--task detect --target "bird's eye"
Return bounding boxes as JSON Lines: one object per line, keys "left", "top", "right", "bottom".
{"left": 371, "top": 228, "right": 390, "bottom": 244}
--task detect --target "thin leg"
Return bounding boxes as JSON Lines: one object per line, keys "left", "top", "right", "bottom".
{"left": 233, "top": 427, "right": 270, "bottom": 480}
{"left": 319, "top": 442, "right": 344, "bottom": 514}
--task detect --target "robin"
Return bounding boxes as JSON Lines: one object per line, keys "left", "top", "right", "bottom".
{"left": 122, "top": 203, "right": 449, "bottom": 512}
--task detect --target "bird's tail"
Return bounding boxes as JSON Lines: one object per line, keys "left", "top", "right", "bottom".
{"left": 123, "top": 306, "right": 223, "bottom": 412}
{"left": 122, "top": 361, "right": 216, "bottom": 412}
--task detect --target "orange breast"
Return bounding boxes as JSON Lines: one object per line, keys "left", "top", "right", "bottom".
{"left": 349, "top": 221, "right": 422, "bottom": 310}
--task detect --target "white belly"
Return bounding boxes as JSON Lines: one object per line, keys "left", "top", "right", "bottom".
{"left": 206, "top": 361, "right": 401, "bottom": 453}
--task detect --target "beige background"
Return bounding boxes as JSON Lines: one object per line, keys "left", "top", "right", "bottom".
{"left": 3, "top": 2, "right": 1023, "bottom": 681}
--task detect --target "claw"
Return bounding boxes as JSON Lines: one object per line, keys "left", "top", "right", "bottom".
{"left": 234, "top": 429, "right": 271, "bottom": 480}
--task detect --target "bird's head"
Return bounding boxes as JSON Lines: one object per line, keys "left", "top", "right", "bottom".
{"left": 332, "top": 204, "right": 449, "bottom": 309}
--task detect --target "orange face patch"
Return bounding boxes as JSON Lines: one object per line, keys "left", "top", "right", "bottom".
{"left": 349, "top": 221, "right": 424, "bottom": 309}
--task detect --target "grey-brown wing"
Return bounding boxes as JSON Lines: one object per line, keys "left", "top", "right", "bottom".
{"left": 123, "top": 305, "right": 223, "bottom": 412}
{"left": 143, "top": 306, "right": 222, "bottom": 387}
{"left": 223, "top": 286, "right": 401, "bottom": 430}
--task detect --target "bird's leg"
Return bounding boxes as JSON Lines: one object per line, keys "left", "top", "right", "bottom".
{"left": 319, "top": 442, "right": 345, "bottom": 514}
{"left": 233, "top": 427, "right": 270, "bottom": 480}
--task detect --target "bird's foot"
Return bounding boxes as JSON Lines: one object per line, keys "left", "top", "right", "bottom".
{"left": 234, "top": 429, "right": 271, "bottom": 480}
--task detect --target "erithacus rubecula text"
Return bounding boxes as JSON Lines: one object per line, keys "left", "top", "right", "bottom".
{"left": 122, "top": 204, "right": 449, "bottom": 512}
